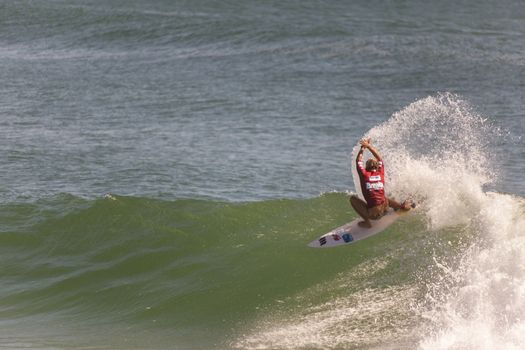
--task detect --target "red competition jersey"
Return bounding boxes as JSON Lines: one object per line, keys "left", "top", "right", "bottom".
{"left": 356, "top": 158, "right": 385, "bottom": 208}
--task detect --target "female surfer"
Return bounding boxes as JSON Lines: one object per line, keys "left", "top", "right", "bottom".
{"left": 350, "top": 138, "right": 412, "bottom": 228}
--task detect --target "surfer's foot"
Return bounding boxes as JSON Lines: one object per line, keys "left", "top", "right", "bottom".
{"left": 358, "top": 220, "right": 372, "bottom": 228}
{"left": 400, "top": 200, "right": 415, "bottom": 211}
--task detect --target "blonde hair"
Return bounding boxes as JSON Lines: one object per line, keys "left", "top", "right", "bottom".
{"left": 366, "top": 158, "right": 378, "bottom": 171}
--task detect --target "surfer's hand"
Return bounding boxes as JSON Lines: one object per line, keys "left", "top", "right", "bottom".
{"left": 360, "top": 138, "right": 370, "bottom": 148}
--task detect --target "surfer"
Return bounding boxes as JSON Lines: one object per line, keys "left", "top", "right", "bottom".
{"left": 350, "top": 138, "right": 411, "bottom": 228}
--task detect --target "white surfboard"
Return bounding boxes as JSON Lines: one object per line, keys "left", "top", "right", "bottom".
{"left": 308, "top": 208, "right": 410, "bottom": 248}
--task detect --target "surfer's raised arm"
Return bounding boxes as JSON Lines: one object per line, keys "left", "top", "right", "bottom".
{"left": 356, "top": 138, "right": 368, "bottom": 163}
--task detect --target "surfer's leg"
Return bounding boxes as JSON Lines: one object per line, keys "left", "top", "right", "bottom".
{"left": 349, "top": 195, "right": 372, "bottom": 228}
{"left": 388, "top": 198, "right": 402, "bottom": 210}
{"left": 388, "top": 197, "right": 413, "bottom": 211}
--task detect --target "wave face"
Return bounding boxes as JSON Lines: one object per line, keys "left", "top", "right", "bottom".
{"left": 0, "top": 193, "right": 378, "bottom": 349}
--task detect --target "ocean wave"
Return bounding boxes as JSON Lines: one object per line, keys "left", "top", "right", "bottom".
{"left": 0, "top": 192, "right": 424, "bottom": 348}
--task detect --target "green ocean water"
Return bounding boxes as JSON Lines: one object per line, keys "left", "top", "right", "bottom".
{"left": 1, "top": 192, "right": 470, "bottom": 349}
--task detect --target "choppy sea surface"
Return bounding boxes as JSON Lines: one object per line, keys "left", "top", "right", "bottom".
{"left": 1, "top": 1, "right": 524, "bottom": 349}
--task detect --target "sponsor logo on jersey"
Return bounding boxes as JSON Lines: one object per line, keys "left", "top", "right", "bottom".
{"left": 369, "top": 175, "right": 381, "bottom": 181}
{"left": 366, "top": 182, "right": 384, "bottom": 190}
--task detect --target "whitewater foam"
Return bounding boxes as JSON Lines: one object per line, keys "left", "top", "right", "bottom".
{"left": 295, "top": 93, "right": 525, "bottom": 350}
{"left": 352, "top": 93, "right": 501, "bottom": 230}
{"left": 352, "top": 93, "right": 525, "bottom": 349}
{"left": 418, "top": 193, "right": 525, "bottom": 350}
